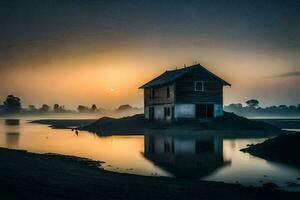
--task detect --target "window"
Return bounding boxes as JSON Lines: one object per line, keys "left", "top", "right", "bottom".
{"left": 167, "top": 86, "right": 170, "bottom": 98}
{"left": 149, "top": 88, "right": 155, "bottom": 99}
{"left": 195, "top": 81, "right": 204, "bottom": 91}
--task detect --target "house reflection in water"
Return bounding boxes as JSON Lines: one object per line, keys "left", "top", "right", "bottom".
{"left": 6, "top": 132, "right": 20, "bottom": 148}
{"left": 144, "top": 135, "right": 231, "bottom": 179}
{"left": 4, "top": 119, "right": 20, "bottom": 148}
{"left": 5, "top": 119, "right": 20, "bottom": 126}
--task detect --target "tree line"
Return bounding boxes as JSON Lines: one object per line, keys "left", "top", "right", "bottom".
{"left": 0, "top": 95, "right": 101, "bottom": 115}
{"left": 0, "top": 95, "right": 141, "bottom": 115}
{"left": 224, "top": 99, "right": 300, "bottom": 117}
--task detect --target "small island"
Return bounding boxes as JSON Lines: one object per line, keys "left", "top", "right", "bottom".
{"left": 31, "top": 112, "right": 284, "bottom": 135}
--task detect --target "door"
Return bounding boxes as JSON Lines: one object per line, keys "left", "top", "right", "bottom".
{"left": 206, "top": 104, "right": 214, "bottom": 118}
{"left": 149, "top": 107, "right": 155, "bottom": 120}
{"left": 164, "top": 107, "right": 171, "bottom": 121}
{"left": 196, "top": 104, "right": 214, "bottom": 119}
{"left": 196, "top": 104, "right": 207, "bottom": 119}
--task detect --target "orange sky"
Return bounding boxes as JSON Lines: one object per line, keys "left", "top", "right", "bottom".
{"left": 0, "top": 44, "right": 299, "bottom": 109}
{"left": 0, "top": 1, "right": 299, "bottom": 109}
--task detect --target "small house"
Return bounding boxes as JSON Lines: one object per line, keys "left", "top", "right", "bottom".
{"left": 139, "top": 64, "right": 230, "bottom": 121}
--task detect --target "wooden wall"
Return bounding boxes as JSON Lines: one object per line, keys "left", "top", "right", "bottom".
{"left": 144, "top": 84, "right": 174, "bottom": 106}
{"left": 175, "top": 68, "right": 223, "bottom": 104}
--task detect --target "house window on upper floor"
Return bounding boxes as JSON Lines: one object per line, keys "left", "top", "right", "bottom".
{"left": 195, "top": 81, "right": 204, "bottom": 91}
{"left": 149, "top": 88, "right": 155, "bottom": 99}
{"left": 167, "top": 86, "right": 170, "bottom": 98}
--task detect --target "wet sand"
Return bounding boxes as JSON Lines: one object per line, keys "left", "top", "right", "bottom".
{"left": 0, "top": 147, "right": 299, "bottom": 200}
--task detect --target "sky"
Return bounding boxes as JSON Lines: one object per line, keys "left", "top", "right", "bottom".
{"left": 0, "top": 0, "right": 299, "bottom": 109}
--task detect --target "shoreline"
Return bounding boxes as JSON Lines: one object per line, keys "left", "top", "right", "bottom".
{"left": 30, "top": 118, "right": 288, "bottom": 138}
{"left": 30, "top": 113, "right": 288, "bottom": 137}
{"left": 0, "top": 147, "right": 299, "bottom": 200}
{"left": 241, "top": 133, "right": 300, "bottom": 168}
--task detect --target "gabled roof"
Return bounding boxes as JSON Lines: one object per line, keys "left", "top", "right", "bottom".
{"left": 139, "top": 64, "right": 231, "bottom": 89}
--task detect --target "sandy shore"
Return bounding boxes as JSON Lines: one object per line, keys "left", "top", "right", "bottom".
{"left": 0, "top": 147, "right": 299, "bottom": 200}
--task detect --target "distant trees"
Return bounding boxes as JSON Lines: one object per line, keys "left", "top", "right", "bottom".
{"left": 77, "top": 105, "right": 90, "bottom": 113}
{"left": 53, "top": 104, "right": 69, "bottom": 113}
{"left": 224, "top": 103, "right": 243, "bottom": 114}
{"left": 39, "top": 104, "right": 50, "bottom": 113}
{"left": 53, "top": 104, "right": 60, "bottom": 111}
{"left": 224, "top": 99, "right": 300, "bottom": 117}
{"left": 0, "top": 95, "right": 104, "bottom": 115}
{"left": 246, "top": 99, "right": 259, "bottom": 108}
{"left": 116, "top": 104, "right": 133, "bottom": 112}
{"left": 28, "top": 105, "right": 38, "bottom": 112}
{"left": 3, "top": 95, "right": 21, "bottom": 113}
{"left": 91, "top": 104, "right": 97, "bottom": 112}
{"left": 77, "top": 104, "right": 99, "bottom": 113}
{"left": 26, "top": 103, "right": 72, "bottom": 114}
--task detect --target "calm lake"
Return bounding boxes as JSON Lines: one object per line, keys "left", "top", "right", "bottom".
{"left": 1, "top": 117, "right": 300, "bottom": 192}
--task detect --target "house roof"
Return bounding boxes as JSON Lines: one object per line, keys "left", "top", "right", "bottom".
{"left": 139, "top": 64, "right": 231, "bottom": 89}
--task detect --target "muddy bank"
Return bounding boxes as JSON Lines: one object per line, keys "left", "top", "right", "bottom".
{"left": 241, "top": 133, "right": 300, "bottom": 168}
{"left": 79, "top": 112, "right": 280, "bottom": 134}
{"left": 30, "top": 113, "right": 284, "bottom": 137}
{"left": 30, "top": 119, "right": 96, "bottom": 128}
{"left": 0, "top": 147, "right": 298, "bottom": 200}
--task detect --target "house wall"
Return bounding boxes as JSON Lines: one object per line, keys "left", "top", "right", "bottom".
{"left": 146, "top": 103, "right": 223, "bottom": 121}
{"left": 175, "top": 68, "right": 223, "bottom": 104}
{"left": 144, "top": 106, "right": 149, "bottom": 119}
{"left": 214, "top": 104, "right": 223, "bottom": 117}
{"left": 145, "top": 104, "right": 173, "bottom": 121}
{"left": 144, "top": 84, "right": 175, "bottom": 106}
{"left": 174, "top": 104, "right": 195, "bottom": 119}
{"left": 154, "top": 105, "right": 165, "bottom": 120}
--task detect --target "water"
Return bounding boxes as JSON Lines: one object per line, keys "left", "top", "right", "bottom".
{"left": 1, "top": 118, "right": 300, "bottom": 191}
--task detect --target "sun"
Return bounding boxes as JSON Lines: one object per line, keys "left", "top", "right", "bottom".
{"left": 110, "top": 88, "right": 115, "bottom": 92}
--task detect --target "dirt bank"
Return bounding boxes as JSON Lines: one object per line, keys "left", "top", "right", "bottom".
{"left": 0, "top": 147, "right": 298, "bottom": 200}
{"left": 30, "top": 113, "right": 285, "bottom": 137}
{"left": 30, "top": 119, "right": 95, "bottom": 128}
{"left": 241, "top": 133, "right": 300, "bottom": 168}
{"left": 79, "top": 112, "right": 280, "bottom": 134}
